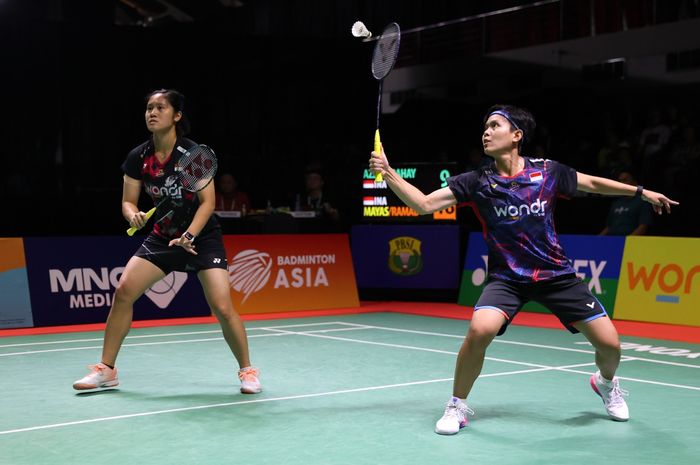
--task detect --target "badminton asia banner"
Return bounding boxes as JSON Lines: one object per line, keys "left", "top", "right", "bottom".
{"left": 350, "top": 225, "right": 461, "bottom": 289}
{"left": 458, "top": 232, "right": 625, "bottom": 317}
{"left": 0, "top": 238, "right": 34, "bottom": 329}
{"left": 222, "top": 234, "right": 359, "bottom": 314}
{"left": 22, "top": 236, "right": 211, "bottom": 327}
{"left": 614, "top": 236, "right": 700, "bottom": 326}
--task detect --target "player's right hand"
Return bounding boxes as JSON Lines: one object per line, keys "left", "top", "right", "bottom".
{"left": 369, "top": 144, "right": 390, "bottom": 177}
{"left": 129, "top": 211, "right": 149, "bottom": 230}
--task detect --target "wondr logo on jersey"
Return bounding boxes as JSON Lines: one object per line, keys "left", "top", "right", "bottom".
{"left": 493, "top": 198, "right": 548, "bottom": 218}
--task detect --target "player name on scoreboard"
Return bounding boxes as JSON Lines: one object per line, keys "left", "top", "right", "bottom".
{"left": 361, "top": 163, "right": 458, "bottom": 221}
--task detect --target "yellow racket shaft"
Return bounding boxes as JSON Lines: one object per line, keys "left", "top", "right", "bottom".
{"left": 373, "top": 129, "right": 383, "bottom": 183}
{"left": 126, "top": 207, "right": 156, "bottom": 236}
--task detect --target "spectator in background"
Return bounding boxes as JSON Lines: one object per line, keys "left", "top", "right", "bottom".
{"left": 215, "top": 173, "right": 251, "bottom": 213}
{"left": 293, "top": 169, "right": 340, "bottom": 225}
{"left": 637, "top": 108, "right": 671, "bottom": 177}
{"left": 665, "top": 125, "right": 700, "bottom": 197}
{"left": 600, "top": 170, "right": 653, "bottom": 236}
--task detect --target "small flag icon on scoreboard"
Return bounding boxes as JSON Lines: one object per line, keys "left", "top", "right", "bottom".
{"left": 363, "top": 196, "right": 387, "bottom": 206}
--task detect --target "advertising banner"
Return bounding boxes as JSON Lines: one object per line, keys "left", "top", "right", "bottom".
{"left": 0, "top": 238, "right": 34, "bottom": 329}
{"left": 614, "top": 236, "right": 700, "bottom": 326}
{"left": 351, "top": 225, "right": 461, "bottom": 289}
{"left": 458, "top": 233, "right": 625, "bottom": 316}
{"left": 23, "top": 236, "right": 210, "bottom": 327}
{"left": 223, "top": 234, "right": 359, "bottom": 314}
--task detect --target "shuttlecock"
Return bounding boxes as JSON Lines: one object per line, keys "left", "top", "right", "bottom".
{"left": 351, "top": 21, "right": 372, "bottom": 39}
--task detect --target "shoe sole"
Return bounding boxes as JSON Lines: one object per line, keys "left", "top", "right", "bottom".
{"left": 240, "top": 387, "right": 262, "bottom": 394}
{"left": 435, "top": 421, "right": 467, "bottom": 435}
{"left": 590, "top": 375, "right": 629, "bottom": 422}
{"left": 73, "top": 380, "right": 119, "bottom": 390}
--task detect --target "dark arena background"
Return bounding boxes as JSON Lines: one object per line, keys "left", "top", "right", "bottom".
{"left": 1, "top": 2, "right": 699, "bottom": 465}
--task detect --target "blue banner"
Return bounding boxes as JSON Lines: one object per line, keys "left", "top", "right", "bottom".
{"left": 351, "top": 225, "right": 461, "bottom": 289}
{"left": 23, "top": 236, "right": 211, "bottom": 327}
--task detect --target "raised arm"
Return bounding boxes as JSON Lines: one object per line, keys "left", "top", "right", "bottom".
{"left": 576, "top": 172, "right": 678, "bottom": 214}
{"left": 369, "top": 146, "right": 457, "bottom": 214}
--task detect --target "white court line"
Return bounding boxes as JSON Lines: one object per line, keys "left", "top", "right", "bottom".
{"left": 0, "top": 321, "right": 355, "bottom": 349}
{"left": 274, "top": 327, "right": 700, "bottom": 392}
{"left": 336, "top": 322, "right": 700, "bottom": 370}
{"left": 0, "top": 361, "right": 598, "bottom": 436}
{"left": 0, "top": 326, "right": 371, "bottom": 357}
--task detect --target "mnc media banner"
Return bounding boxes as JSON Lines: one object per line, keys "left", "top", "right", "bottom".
{"left": 351, "top": 225, "right": 461, "bottom": 289}
{"left": 615, "top": 236, "right": 700, "bottom": 326}
{"left": 458, "top": 232, "right": 625, "bottom": 316}
{"left": 222, "top": 234, "right": 359, "bottom": 314}
{"left": 23, "top": 236, "right": 210, "bottom": 327}
{"left": 0, "top": 238, "right": 34, "bottom": 329}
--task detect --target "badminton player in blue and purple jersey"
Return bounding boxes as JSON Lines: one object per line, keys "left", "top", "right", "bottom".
{"left": 369, "top": 104, "right": 678, "bottom": 435}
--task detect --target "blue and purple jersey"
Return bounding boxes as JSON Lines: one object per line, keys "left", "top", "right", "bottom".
{"left": 447, "top": 157, "right": 578, "bottom": 283}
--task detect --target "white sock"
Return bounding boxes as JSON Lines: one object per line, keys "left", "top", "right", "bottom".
{"left": 451, "top": 396, "right": 466, "bottom": 405}
{"left": 597, "top": 372, "right": 614, "bottom": 386}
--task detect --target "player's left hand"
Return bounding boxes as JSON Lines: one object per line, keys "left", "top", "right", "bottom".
{"left": 642, "top": 189, "right": 679, "bottom": 214}
{"left": 169, "top": 235, "right": 198, "bottom": 255}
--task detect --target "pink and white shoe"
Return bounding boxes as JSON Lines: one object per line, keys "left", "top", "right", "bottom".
{"left": 590, "top": 371, "right": 629, "bottom": 421}
{"left": 238, "top": 366, "right": 262, "bottom": 394}
{"left": 435, "top": 397, "right": 474, "bottom": 435}
{"left": 73, "top": 363, "right": 119, "bottom": 390}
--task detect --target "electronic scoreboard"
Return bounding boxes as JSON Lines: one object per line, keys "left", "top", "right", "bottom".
{"left": 361, "top": 162, "right": 459, "bottom": 222}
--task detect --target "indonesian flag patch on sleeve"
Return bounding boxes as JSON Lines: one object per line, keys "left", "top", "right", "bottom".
{"left": 529, "top": 171, "right": 543, "bottom": 182}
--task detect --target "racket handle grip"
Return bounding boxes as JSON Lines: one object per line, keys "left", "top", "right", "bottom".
{"left": 126, "top": 207, "right": 156, "bottom": 236}
{"left": 373, "top": 129, "right": 383, "bottom": 183}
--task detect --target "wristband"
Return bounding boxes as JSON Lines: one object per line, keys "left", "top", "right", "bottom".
{"left": 634, "top": 185, "right": 643, "bottom": 198}
{"left": 183, "top": 231, "right": 195, "bottom": 241}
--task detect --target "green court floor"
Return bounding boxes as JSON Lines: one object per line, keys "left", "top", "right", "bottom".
{"left": 1, "top": 312, "right": 699, "bottom": 465}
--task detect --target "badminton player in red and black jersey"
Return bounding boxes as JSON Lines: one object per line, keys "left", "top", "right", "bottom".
{"left": 369, "top": 104, "right": 678, "bottom": 435}
{"left": 73, "top": 89, "right": 261, "bottom": 394}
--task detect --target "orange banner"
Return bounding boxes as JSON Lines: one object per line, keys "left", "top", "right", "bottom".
{"left": 222, "top": 234, "right": 359, "bottom": 314}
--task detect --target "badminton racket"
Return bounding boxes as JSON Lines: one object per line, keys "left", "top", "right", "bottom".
{"left": 126, "top": 144, "right": 218, "bottom": 235}
{"left": 370, "top": 22, "right": 401, "bottom": 183}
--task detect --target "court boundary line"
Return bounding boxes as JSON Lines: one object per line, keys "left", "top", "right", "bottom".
{"left": 0, "top": 360, "right": 600, "bottom": 436}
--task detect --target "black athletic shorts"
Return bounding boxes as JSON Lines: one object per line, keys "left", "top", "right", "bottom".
{"left": 135, "top": 227, "right": 228, "bottom": 275}
{"left": 474, "top": 274, "right": 608, "bottom": 336}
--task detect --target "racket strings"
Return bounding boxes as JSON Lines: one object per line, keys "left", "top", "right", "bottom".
{"left": 178, "top": 146, "right": 218, "bottom": 192}
{"left": 371, "top": 23, "right": 401, "bottom": 80}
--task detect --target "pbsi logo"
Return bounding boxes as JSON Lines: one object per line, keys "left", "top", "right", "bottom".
{"left": 471, "top": 257, "right": 606, "bottom": 294}
{"left": 626, "top": 262, "right": 700, "bottom": 303}
{"left": 388, "top": 236, "right": 423, "bottom": 275}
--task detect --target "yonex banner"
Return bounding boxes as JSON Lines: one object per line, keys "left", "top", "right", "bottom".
{"left": 614, "top": 236, "right": 700, "bottom": 326}
{"left": 0, "top": 238, "right": 34, "bottom": 329}
{"left": 222, "top": 234, "right": 359, "bottom": 314}
{"left": 351, "top": 225, "right": 461, "bottom": 289}
{"left": 23, "top": 236, "right": 210, "bottom": 327}
{"left": 458, "top": 233, "right": 625, "bottom": 316}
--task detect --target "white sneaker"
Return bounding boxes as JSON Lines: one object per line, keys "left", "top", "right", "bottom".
{"left": 435, "top": 397, "right": 473, "bottom": 435}
{"left": 73, "top": 363, "right": 119, "bottom": 390}
{"left": 238, "top": 366, "right": 262, "bottom": 394}
{"left": 590, "top": 371, "right": 629, "bottom": 421}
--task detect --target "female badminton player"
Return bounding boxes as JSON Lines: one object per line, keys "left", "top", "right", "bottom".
{"left": 73, "top": 89, "right": 261, "bottom": 394}
{"left": 369, "top": 104, "right": 678, "bottom": 435}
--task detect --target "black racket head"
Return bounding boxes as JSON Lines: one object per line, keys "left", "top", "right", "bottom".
{"left": 371, "top": 22, "right": 401, "bottom": 80}
{"left": 178, "top": 145, "right": 218, "bottom": 192}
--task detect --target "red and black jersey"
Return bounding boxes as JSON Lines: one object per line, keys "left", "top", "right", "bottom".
{"left": 121, "top": 137, "right": 218, "bottom": 239}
